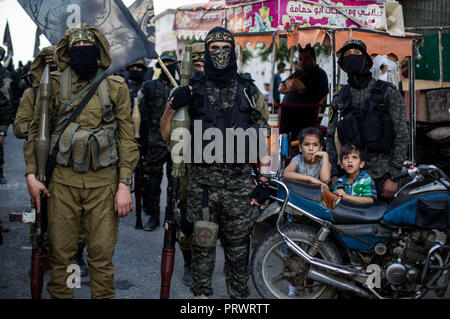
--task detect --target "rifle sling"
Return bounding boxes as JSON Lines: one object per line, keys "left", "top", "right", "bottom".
{"left": 45, "top": 73, "right": 108, "bottom": 186}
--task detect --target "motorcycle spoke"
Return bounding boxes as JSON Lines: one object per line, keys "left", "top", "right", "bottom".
{"left": 272, "top": 249, "right": 287, "bottom": 262}
{"left": 270, "top": 273, "right": 286, "bottom": 285}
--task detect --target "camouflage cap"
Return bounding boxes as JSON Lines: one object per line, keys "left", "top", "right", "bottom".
{"left": 191, "top": 42, "right": 205, "bottom": 63}
{"left": 68, "top": 30, "right": 97, "bottom": 48}
{"left": 160, "top": 50, "right": 177, "bottom": 62}
{"left": 337, "top": 39, "right": 373, "bottom": 68}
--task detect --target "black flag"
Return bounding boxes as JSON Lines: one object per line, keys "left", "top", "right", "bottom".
{"left": 33, "top": 27, "right": 41, "bottom": 57}
{"left": 17, "top": 0, "right": 157, "bottom": 74}
{"left": 128, "top": 0, "right": 155, "bottom": 43}
{"left": 3, "top": 21, "right": 13, "bottom": 56}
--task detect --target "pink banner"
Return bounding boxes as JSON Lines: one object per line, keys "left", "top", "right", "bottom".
{"left": 225, "top": 0, "right": 385, "bottom": 33}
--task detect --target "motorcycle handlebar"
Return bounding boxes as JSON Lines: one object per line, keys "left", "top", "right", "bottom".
{"left": 392, "top": 171, "right": 410, "bottom": 181}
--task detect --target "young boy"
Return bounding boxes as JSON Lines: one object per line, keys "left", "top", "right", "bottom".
{"left": 283, "top": 127, "right": 331, "bottom": 186}
{"left": 334, "top": 144, "right": 377, "bottom": 204}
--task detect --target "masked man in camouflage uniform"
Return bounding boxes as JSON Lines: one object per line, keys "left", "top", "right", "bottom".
{"left": 165, "top": 27, "right": 270, "bottom": 298}
{"left": 326, "top": 40, "right": 409, "bottom": 201}
{"left": 0, "top": 46, "right": 11, "bottom": 184}
{"left": 139, "top": 50, "right": 178, "bottom": 231}
{"left": 126, "top": 59, "right": 147, "bottom": 113}
{"left": 25, "top": 24, "right": 138, "bottom": 299}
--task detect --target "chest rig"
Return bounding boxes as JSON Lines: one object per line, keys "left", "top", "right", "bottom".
{"left": 337, "top": 79, "right": 394, "bottom": 154}
{"left": 50, "top": 67, "right": 118, "bottom": 173}
{"left": 188, "top": 73, "right": 261, "bottom": 164}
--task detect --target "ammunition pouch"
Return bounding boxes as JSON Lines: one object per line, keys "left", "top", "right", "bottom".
{"left": 192, "top": 187, "right": 218, "bottom": 248}
{"left": 49, "top": 67, "right": 117, "bottom": 172}
{"left": 193, "top": 220, "right": 218, "bottom": 248}
{"left": 50, "top": 122, "right": 118, "bottom": 173}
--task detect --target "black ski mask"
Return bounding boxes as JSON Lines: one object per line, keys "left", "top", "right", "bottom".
{"left": 70, "top": 45, "right": 100, "bottom": 80}
{"left": 341, "top": 54, "right": 372, "bottom": 89}
{"left": 204, "top": 27, "right": 237, "bottom": 88}
{"left": 128, "top": 69, "right": 145, "bottom": 83}
{"left": 158, "top": 62, "right": 177, "bottom": 83}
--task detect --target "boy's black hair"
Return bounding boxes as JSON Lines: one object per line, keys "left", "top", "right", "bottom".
{"left": 297, "top": 127, "right": 323, "bottom": 145}
{"left": 340, "top": 144, "right": 366, "bottom": 161}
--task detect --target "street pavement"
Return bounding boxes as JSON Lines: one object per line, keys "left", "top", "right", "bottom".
{"left": 0, "top": 126, "right": 261, "bottom": 299}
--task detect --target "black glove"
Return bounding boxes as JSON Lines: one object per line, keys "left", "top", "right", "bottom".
{"left": 250, "top": 182, "right": 270, "bottom": 204}
{"left": 168, "top": 85, "right": 191, "bottom": 110}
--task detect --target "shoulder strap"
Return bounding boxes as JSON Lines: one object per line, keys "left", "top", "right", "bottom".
{"left": 60, "top": 67, "right": 72, "bottom": 104}
{"left": 369, "top": 80, "right": 389, "bottom": 111}
{"left": 97, "top": 78, "right": 112, "bottom": 122}
{"left": 45, "top": 72, "right": 107, "bottom": 185}
{"left": 33, "top": 87, "right": 39, "bottom": 106}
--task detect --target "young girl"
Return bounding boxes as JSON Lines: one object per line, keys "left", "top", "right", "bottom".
{"left": 281, "top": 127, "right": 331, "bottom": 297}
{"left": 282, "top": 127, "right": 331, "bottom": 186}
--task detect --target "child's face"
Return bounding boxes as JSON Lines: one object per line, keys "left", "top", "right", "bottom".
{"left": 341, "top": 151, "right": 364, "bottom": 176}
{"left": 300, "top": 134, "right": 322, "bottom": 163}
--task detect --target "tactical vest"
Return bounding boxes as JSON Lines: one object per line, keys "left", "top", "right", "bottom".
{"left": 49, "top": 67, "right": 118, "bottom": 173}
{"left": 337, "top": 80, "right": 394, "bottom": 153}
{"left": 143, "top": 79, "right": 171, "bottom": 131}
{"left": 188, "top": 73, "right": 262, "bottom": 164}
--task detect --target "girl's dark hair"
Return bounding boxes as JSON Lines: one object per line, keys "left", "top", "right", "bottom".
{"left": 297, "top": 127, "right": 324, "bottom": 145}
{"left": 340, "top": 144, "right": 365, "bottom": 161}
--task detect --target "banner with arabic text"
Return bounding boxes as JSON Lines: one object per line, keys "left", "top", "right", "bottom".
{"left": 226, "top": 0, "right": 385, "bottom": 33}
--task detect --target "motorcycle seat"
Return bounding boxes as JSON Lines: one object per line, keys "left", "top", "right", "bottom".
{"left": 281, "top": 179, "right": 322, "bottom": 203}
{"left": 331, "top": 200, "right": 387, "bottom": 224}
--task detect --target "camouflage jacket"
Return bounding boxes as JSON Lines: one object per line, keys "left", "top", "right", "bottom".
{"left": 190, "top": 75, "right": 269, "bottom": 188}
{"left": 326, "top": 78, "right": 409, "bottom": 179}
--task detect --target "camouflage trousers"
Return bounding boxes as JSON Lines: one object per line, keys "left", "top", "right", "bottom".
{"left": 187, "top": 179, "right": 254, "bottom": 298}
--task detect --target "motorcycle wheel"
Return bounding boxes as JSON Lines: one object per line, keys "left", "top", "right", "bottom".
{"left": 251, "top": 224, "right": 342, "bottom": 299}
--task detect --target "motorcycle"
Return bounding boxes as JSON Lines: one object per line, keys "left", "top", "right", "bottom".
{"left": 251, "top": 138, "right": 450, "bottom": 299}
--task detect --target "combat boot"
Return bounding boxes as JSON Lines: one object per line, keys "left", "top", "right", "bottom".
{"left": 143, "top": 206, "right": 160, "bottom": 231}
{"left": 0, "top": 167, "right": 6, "bottom": 184}
{"left": 74, "top": 244, "right": 89, "bottom": 277}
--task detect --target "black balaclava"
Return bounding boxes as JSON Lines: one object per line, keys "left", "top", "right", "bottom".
{"left": 204, "top": 27, "right": 237, "bottom": 88}
{"left": 70, "top": 45, "right": 100, "bottom": 80}
{"left": 159, "top": 62, "right": 177, "bottom": 84}
{"left": 340, "top": 54, "right": 372, "bottom": 89}
{"left": 128, "top": 69, "right": 145, "bottom": 83}
{"left": 338, "top": 40, "right": 373, "bottom": 89}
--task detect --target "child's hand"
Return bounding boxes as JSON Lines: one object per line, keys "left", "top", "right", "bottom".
{"left": 309, "top": 176, "right": 328, "bottom": 188}
{"left": 313, "top": 151, "right": 328, "bottom": 160}
{"left": 335, "top": 189, "right": 347, "bottom": 198}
